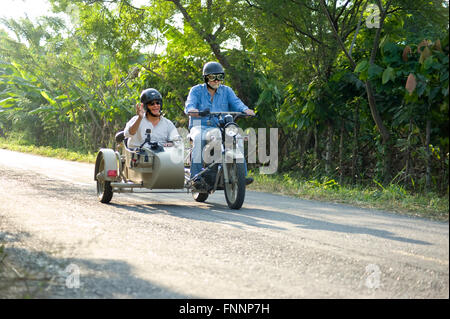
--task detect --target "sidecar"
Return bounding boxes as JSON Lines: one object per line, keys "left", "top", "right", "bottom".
{"left": 94, "top": 130, "right": 185, "bottom": 203}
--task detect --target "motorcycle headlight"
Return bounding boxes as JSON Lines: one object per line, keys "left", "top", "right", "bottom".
{"left": 223, "top": 114, "right": 233, "bottom": 124}
{"left": 225, "top": 124, "right": 239, "bottom": 137}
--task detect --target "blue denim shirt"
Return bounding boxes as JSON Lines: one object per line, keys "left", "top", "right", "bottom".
{"left": 184, "top": 84, "right": 248, "bottom": 129}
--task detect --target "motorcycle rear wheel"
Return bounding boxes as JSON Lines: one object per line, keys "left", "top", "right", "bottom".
{"left": 192, "top": 192, "right": 209, "bottom": 202}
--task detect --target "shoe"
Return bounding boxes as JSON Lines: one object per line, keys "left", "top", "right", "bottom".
{"left": 245, "top": 177, "right": 254, "bottom": 185}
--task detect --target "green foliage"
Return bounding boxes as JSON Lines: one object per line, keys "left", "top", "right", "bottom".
{"left": 0, "top": 0, "right": 448, "bottom": 196}
{"left": 249, "top": 171, "right": 448, "bottom": 221}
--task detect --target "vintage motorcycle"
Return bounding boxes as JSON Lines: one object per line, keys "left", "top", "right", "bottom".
{"left": 185, "top": 110, "right": 252, "bottom": 209}
{"left": 94, "top": 110, "right": 251, "bottom": 209}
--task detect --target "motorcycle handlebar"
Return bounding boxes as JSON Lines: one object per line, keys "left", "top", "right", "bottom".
{"left": 187, "top": 109, "right": 255, "bottom": 118}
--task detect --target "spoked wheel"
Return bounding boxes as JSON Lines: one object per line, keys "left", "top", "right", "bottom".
{"left": 224, "top": 161, "right": 246, "bottom": 209}
{"left": 96, "top": 157, "right": 113, "bottom": 203}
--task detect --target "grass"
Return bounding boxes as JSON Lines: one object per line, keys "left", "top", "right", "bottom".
{"left": 247, "top": 171, "right": 449, "bottom": 222}
{"left": 1, "top": 136, "right": 448, "bottom": 222}
{"left": 0, "top": 136, "right": 96, "bottom": 163}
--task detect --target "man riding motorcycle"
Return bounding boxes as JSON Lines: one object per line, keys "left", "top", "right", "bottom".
{"left": 184, "top": 62, "right": 255, "bottom": 188}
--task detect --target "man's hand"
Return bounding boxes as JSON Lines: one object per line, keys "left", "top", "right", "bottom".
{"left": 244, "top": 109, "right": 255, "bottom": 116}
{"left": 188, "top": 108, "right": 200, "bottom": 117}
{"left": 136, "top": 103, "right": 146, "bottom": 118}
{"left": 129, "top": 103, "right": 145, "bottom": 136}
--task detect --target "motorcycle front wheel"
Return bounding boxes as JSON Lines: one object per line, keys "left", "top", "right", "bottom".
{"left": 224, "top": 161, "right": 246, "bottom": 209}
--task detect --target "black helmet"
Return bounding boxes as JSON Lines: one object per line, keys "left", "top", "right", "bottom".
{"left": 140, "top": 88, "right": 163, "bottom": 110}
{"left": 203, "top": 62, "right": 225, "bottom": 78}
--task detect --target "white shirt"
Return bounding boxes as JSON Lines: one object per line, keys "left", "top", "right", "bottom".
{"left": 124, "top": 115, "right": 180, "bottom": 148}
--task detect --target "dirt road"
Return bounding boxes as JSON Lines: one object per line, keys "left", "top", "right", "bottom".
{"left": 0, "top": 149, "right": 448, "bottom": 299}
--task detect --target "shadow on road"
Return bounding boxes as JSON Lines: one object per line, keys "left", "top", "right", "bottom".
{"left": 0, "top": 242, "right": 196, "bottom": 299}
{"left": 109, "top": 198, "right": 431, "bottom": 246}
{"left": 2, "top": 165, "right": 432, "bottom": 247}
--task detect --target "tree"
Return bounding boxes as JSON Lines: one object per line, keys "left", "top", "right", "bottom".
{"left": 1, "top": 0, "right": 447, "bottom": 193}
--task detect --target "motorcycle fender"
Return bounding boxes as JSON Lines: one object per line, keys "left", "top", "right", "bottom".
{"left": 95, "top": 148, "right": 120, "bottom": 182}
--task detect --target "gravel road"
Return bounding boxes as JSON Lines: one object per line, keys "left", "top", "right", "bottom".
{"left": 0, "top": 149, "right": 448, "bottom": 299}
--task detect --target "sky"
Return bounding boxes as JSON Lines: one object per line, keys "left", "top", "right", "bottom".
{"left": 1, "top": 0, "right": 55, "bottom": 20}
{"left": 0, "top": 0, "right": 240, "bottom": 50}
{"left": 0, "top": 0, "right": 149, "bottom": 20}
{"left": 0, "top": 0, "right": 151, "bottom": 40}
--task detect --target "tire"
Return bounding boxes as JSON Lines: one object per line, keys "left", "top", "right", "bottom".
{"left": 96, "top": 156, "right": 113, "bottom": 203}
{"left": 192, "top": 192, "right": 209, "bottom": 202}
{"left": 224, "top": 161, "right": 245, "bottom": 209}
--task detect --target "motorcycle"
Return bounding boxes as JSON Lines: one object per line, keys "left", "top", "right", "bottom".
{"left": 186, "top": 109, "right": 252, "bottom": 209}
{"left": 94, "top": 110, "right": 252, "bottom": 209}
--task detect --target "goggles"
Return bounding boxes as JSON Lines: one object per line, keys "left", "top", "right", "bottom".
{"left": 147, "top": 100, "right": 161, "bottom": 106}
{"left": 205, "top": 73, "right": 225, "bottom": 82}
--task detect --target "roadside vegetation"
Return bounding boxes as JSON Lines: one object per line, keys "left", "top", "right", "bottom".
{"left": 0, "top": 133, "right": 96, "bottom": 163}
{"left": 249, "top": 171, "right": 448, "bottom": 222}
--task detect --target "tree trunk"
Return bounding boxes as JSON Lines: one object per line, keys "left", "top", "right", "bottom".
{"left": 325, "top": 122, "right": 333, "bottom": 176}
{"left": 425, "top": 118, "right": 431, "bottom": 189}
{"left": 339, "top": 122, "right": 345, "bottom": 185}
{"left": 442, "top": 151, "right": 448, "bottom": 194}
{"left": 302, "top": 128, "right": 313, "bottom": 169}
{"left": 366, "top": 80, "right": 392, "bottom": 183}
{"left": 314, "top": 125, "right": 319, "bottom": 167}
{"left": 351, "top": 102, "right": 360, "bottom": 185}
{"left": 319, "top": 0, "right": 393, "bottom": 182}
{"left": 405, "top": 119, "right": 413, "bottom": 188}
{"left": 296, "top": 131, "right": 304, "bottom": 169}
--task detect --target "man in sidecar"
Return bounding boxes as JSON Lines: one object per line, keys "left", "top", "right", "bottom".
{"left": 184, "top": 62, "right": 255, "bottom": 188}
{"left": 96, "top": 88, "right": 184, "bottom": 203}
{"left": 124, "top": 88, "right": 180, "bottom": 148}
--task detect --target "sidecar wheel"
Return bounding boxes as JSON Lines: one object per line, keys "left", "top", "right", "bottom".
{"left": 193, "top": 192, "right": 208, "bottom": 202}
{"left": 97, "top": 179, "right": 113, "bottom": 203}
{"left": 224, "top": 162, "right": 245, "bottom": 209}
{"left": 96, "top": 156, "right": 113, "bottom": 203}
